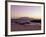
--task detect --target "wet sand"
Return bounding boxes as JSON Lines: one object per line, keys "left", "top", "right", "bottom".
{"left": 11, "top": 23, "right": 41, "bottom": 31}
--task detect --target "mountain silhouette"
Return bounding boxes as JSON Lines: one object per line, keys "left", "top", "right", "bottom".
{"left": 11, "top": 17, "right": 41, "bottom": 25}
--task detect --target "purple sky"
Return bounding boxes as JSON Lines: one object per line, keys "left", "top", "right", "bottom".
{"left": 11, "top": 5, "right": 41, "bottom": 19}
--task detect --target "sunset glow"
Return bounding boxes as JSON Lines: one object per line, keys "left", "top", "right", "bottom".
{"left": 11, "top": 5, "right": 41, "bottom": 19}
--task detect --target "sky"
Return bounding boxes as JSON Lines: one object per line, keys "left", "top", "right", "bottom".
{"left": 11, "top": 5, "right": 41, "bottom": 19}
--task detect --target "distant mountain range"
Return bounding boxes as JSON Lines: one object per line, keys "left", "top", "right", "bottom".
{"left": 11, "top": 17, "right": 41, "bottom": 24}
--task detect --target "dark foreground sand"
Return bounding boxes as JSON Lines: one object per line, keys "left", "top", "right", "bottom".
{"left": 11, "top": 23, "right": 41, "bottom": 31}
